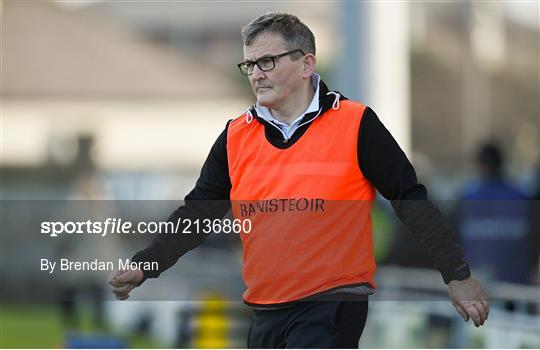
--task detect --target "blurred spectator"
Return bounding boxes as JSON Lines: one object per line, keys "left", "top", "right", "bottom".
{"left": 457, "top": 142, "right": 535, "bottom": 284}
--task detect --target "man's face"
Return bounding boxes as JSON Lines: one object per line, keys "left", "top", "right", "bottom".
{"left": 243, "top": 32, "right": 305, "bottom": 109}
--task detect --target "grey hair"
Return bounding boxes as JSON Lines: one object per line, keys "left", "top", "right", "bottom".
{"left": 241, "top": 12, "right": 316, "bottom": 57}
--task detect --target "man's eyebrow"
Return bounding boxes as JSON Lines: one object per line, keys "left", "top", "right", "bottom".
{"left": 243, "top": 54, "right": 274, "bottom": 62}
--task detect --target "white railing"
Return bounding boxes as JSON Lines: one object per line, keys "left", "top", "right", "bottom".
{"left": 359, "top": 266, "right": 539, "bottom": 348}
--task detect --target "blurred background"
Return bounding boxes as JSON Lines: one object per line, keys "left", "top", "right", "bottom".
{"left": 1, "top": 0, "right": 539, "bottom": 348}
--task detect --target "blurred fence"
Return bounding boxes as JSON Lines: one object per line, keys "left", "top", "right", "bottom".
{"left": 104, "top": 266, "right": 539, "bottom": 348}
{"left": 361, "top": 266, "right": 539, "bottom": 348}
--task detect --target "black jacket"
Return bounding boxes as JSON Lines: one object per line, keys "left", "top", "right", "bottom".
{"left": 133, "top": 79, "right": 467, "bottom": 286}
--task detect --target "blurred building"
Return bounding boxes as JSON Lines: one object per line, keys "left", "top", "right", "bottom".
{"left": 91, "top": 1, "right": 340, "bottom": 71}
{"left": 45, "top": 1, "right": 539, "bottom": 198}
{"left": 4, "top": 1, "right": 538, "bottom": 199}
{"left": 409, "top": 2, "right": 539, "bottom": 195}
{"left": 2, "top": 1, "right": 249, "bottom": 199}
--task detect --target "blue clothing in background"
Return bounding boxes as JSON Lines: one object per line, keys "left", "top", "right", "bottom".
{"left": 459, "top": 179, "right": 531, "bottom": 284}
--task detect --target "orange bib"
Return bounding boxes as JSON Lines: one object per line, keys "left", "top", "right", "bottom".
{"left": 227, "top": 100, "right": 377, "bottom": 305}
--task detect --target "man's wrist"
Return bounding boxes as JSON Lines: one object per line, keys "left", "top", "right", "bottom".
{"left": 443, "top": 263, "right": 471, "bottom": 284}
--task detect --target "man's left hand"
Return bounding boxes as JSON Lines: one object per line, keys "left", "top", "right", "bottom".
{"left": 448, "top": 276, "right": 489, "bottom": 327}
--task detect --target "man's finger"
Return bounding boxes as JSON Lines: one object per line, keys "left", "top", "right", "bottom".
{"left": 452, "top": 300, "right": 469, "bottom": 321}
{"left": 473, "top": 301, "right": 487, "bottom": 326}
{"left": 108, "top": 277, "right": 125, "bottom": 288}
{"left": 464, "top": 304, "right": 481, "bottom": 327}
{"left": 115, "top": 269, "right": 141, "bottom": 284}
{"left": 481, "top": 299, "right": 490, "bottom": 320}
{"left": 112, "top": 284, "right": 134, "bottom": 295}
{"left": 108, "top": 270, "right": 124, "bottom": 285}
{"left": 115, "top": 293, "right": 129, "bottom": 300}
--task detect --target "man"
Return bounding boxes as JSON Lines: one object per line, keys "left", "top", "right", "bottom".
{"left": 109, "top": 12, "right": 489, "bottom": 348}
{"left": 459, "top": 142, "right": 533, "bottom": 284}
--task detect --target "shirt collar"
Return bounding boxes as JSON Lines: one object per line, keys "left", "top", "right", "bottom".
{"left": 255, "top": 73, "right": 321, "bottom": 126}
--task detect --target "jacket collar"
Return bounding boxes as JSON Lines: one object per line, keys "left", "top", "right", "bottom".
{"left": 248, "top": 76, "right": 348, "bottom": 125}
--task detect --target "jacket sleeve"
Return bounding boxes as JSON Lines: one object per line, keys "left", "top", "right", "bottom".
{"left": 131, "top": 121, "right": 232, "bottom": 283}
{"left": 357, "top": 107, "right": 467, "bottom": 283}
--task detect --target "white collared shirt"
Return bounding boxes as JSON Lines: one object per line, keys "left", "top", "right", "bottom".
{"left": 255, "top": 73, "right": 320, "bottom": 140}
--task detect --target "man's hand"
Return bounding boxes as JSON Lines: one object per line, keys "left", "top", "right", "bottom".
{"left": 108, "top": 269, "right": 144, "bottom": 300}
{"left": 448, "top": 276, "right": 489, "bottom": 327}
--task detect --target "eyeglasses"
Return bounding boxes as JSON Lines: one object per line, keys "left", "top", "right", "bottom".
{"left": 237, "top": 49, "right": 305, "bottom": 76}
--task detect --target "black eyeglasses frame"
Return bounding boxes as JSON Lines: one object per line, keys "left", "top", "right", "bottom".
{"left": 237, "top": 49, "right": 306, "bottom": 76}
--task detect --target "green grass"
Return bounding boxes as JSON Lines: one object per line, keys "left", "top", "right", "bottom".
{"left": 1, "top": 303, "right": 163, "bottom": 348}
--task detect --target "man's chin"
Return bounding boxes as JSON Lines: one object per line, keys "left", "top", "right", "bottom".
{"left": 257, "top": 98, "right": 272, "bottom": 109}
{"left": 256, "top": 97, "right": 275, "bottom": 109}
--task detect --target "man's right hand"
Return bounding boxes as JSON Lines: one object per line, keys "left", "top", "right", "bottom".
{"left": 108, "top": 269, "right": 144, "bottom": 300}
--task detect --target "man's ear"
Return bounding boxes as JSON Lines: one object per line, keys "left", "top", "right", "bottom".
{"left": 302, "top": 54, "right": 316, "bottom": 77}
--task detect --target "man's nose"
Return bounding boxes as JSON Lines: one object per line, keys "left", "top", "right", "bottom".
{"left": 251, "top": 64, "right": 266, "bottom": 80}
